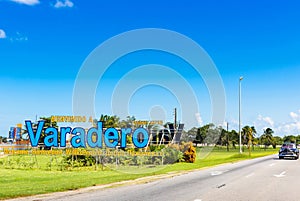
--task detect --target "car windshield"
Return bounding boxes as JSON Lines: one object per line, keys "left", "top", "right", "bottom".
{"left": 282, "top": 144, "right": 295, "bottom": 149}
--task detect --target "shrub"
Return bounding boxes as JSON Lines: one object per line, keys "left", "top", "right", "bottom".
{"left": 162, "top": 146, "right": 183, "bottom": 164}
{"left": 181, "top": 142, "right": 197, "bottom": 163}
{"left": 62, "top": 155, "right": 96, "bottom": 167}
{"left": 149, "top": 145, "right": 165, "bottom": 152}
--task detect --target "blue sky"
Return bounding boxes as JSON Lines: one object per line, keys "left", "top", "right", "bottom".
{"left": 1, "top": 0, "right": 300, "bottom": 137}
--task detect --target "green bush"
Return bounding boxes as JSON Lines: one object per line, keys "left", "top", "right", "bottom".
{"left": 162, "top": 146, "right": 183, "bottom": 164}
{"left": 162, "top": 142, "right": 197, "bottom": 163}
{"left": 62, "top": 155, "right": 96, "bottom": 167}
{"left": 149, "top": 145, "right": 165, "bottom": 152}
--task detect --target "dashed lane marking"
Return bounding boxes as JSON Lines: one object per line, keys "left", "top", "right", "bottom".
{"left": 245, "top": 173, "right": 255, "bottom": 178}
{"left": 269, "top": 163, "right": 276, "bottom": 167}
{"left": 210, "top": 170, "right": 229, "bottom": 176}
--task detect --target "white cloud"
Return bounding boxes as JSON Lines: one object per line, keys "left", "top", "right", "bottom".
{"left": 255, "top": 110, "right": 300, "bottom": 137}
{"left": 0, "top": 29, "right": 6, "bottom": 39}
{"left": 54, "top": 0, "right": 74, "bottom": 8}
{"left": 276, "top": 121, "right": 300, "bottom": 136}
{"left": 257, "top": 114, "right": 274, "bottom": 128}
{"left": 290, "top": 112, "right": 299, "bottom": 122}
{"left": 275, "top": 109, "right": 300, "bottom": 136}
{"left": 253, "top": 115, "right": 276, "bottom": 136}
{"left": 10, "top": 0, "right": 40, "bottom": 6}
{"left": 226, "top": 111, "right": 300, "bottom": 137}
{"left": 9, "top": 32, "right": 28, "bottom": 42}
{"left": 195, "top": 112, "right": 203, "bottom": 126}
{"left": 263, "top": 117, "right": 274, "bottom": 127}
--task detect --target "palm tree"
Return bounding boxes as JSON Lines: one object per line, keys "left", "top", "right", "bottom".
{"left": 99, "top": 114, "right": 120, "bottom": 128}
{"left": 261, "top": 128, "right": 274, "bottom": 150}
{"left": 242, "top": 126, "right": 255, "bottom": 155}
{"left": 229, "top": 130, "right": 239, "bottom": 149}
{"left": 251, "top": 126, "right": 257, "bottom": 150}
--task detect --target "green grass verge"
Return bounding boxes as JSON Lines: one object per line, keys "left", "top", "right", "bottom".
{"left": 0, "top": 147, "right": 277, "bottom": 199}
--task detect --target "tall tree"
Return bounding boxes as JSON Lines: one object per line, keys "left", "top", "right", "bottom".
{"left": 118, "top": 116, "right": 136, "bottom": 128}
{"left": 296, "top": 135, "right": 300, "bottom": 145}
{"left": 261, "top": 128, "right": 274, "bottom": 150}
{"left": 199, "top": 123, "right": 214, "bottom": 146}
{"left": 283, "top": 135, "right": 296, "bottom": 143}
{"left": 99, "top": 114, "right": 120, "bottom": 128}
{"left": 251, "top": 126, "right": 257, "bottom": 150}
{"left": 229, "top": 130, "right": 238, "bottom": 149}
{"left": 205, "top": 126, "right": 221, "bottom": 146}
{"left": 273, "top": 136, "right": 283, "bottom": 147}
{"left": 242, "top": 126, "right": 255, "bottom": 155}
{"left": 187, "top": 127, "right": 198, "bottom": 146}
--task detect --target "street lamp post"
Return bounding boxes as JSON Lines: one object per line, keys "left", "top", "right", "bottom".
{"left": 239, "top": 76, "right": 243, "bottom": 154}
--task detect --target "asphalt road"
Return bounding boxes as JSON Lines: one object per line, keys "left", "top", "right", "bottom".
{"left": 11, "top": 154, "right": 300, "bottom": 201}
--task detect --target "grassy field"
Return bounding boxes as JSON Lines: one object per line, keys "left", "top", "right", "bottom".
{"left": 0, "top": 147, "right": 278, "bottom": 199}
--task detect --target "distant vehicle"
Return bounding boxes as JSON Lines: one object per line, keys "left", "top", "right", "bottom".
{"left": 279, "top": 143, "right": 299, "bottom": 160}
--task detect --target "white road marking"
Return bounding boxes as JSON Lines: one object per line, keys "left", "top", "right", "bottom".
{"left": 194, "top": 199, "right": 202, "bottom": 201}
{"left": 274, "top": 171, "right": 286, "bottom": 178}
{"left": 269, "top": 163, "right": 276, "bottom": 167}
{"left": 210, "top": 170, "right": 229, "bottom": 176}
{"left": 245, "top": 173, "right": 255, "bottom": 178}
{"left": 211, "top": 171, "right": 223, "bottom": 176}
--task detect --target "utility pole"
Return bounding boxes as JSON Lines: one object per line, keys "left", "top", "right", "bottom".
{"left": 174, "top": 108, "right": 177, "bottom": 129}
{"left": 227, "top": 122, "right": 229, "bottom": 132}
{"left": 227, "top": 122, "right": 229, "bottom": 151}
{"left": 239, "top": 76, "right": 243, "bottom": 154}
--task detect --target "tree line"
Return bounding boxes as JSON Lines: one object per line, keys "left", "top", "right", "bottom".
{"left": 182, "top": 123, "right": 300, "bottom": 150}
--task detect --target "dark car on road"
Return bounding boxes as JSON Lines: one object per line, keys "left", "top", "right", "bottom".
{"left": 279, "top": 143, "right": 299, "bottom": 160}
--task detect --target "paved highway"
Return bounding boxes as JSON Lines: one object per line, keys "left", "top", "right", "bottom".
{"left": 11, "top": 154, "right": 300, "bottom": 201}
